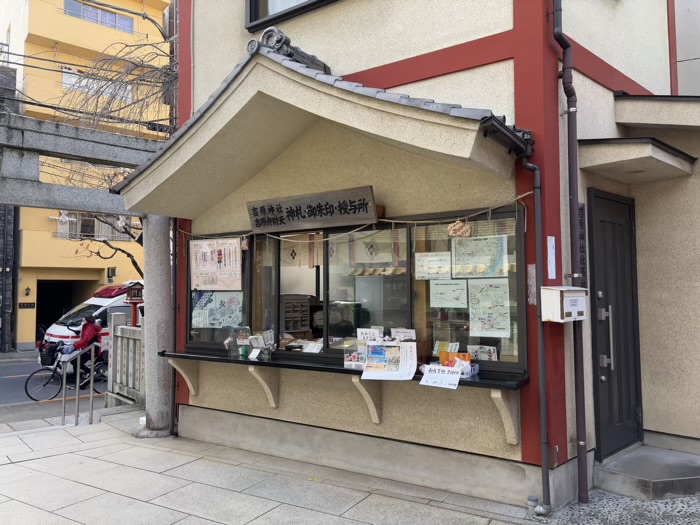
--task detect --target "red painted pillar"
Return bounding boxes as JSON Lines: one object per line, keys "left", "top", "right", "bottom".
{"left": 667, "top": 0, "right": 679, "bottom": 95}
{"left": 514, "top": 0, "right": 569, "bottom": 467}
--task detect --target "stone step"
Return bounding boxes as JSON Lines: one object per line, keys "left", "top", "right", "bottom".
{"left": 594, "top": 445, "right": 700, "bottom": 500}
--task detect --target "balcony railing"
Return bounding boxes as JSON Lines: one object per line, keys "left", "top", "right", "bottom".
{"left": 53, "top": 231, "right": 133, "bottom": 242}
{"left": 0, "top": 43, "right": 9, "bottom": 66}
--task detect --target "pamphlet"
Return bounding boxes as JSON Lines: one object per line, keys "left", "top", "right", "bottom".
{"left": 361, "top": 342, "right": 417, "bottom": 381}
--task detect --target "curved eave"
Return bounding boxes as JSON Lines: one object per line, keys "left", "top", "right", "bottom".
{"left": 119, "top": 56, "right": 520, "bottom": 218}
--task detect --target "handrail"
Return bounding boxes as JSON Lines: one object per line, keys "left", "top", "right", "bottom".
{"left": 61, "top": 342, "right": 100, "bottom": 426}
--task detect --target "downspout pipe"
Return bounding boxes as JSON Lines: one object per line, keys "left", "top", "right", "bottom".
{"left": 169, "top": 218, "right": 177, "bottom": 436}
{"left": 553, "top": 0, "right": 589, "bottom": 504}
{"left": 521, "top": 157, "right": 551, "bottom": 516}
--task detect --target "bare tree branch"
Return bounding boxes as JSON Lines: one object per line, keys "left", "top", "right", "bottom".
{"left": 81, "top": 239, "right": 144, "bottom": 278}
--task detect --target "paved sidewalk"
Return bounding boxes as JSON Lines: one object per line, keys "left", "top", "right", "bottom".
{"left": 0, "top": 410, "right": 526, "bottom": 525}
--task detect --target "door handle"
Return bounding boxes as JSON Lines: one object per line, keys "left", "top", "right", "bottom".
{"left": 607, "top": 304, "right": 615, "bottom": 371}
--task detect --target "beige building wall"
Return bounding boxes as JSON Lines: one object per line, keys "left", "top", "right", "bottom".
{"left": 564, "top": 0, "right": 671, "bottom": 95}
{"left": 192, "top": 0, "right": 514, "bottom": 110}
{"left": 190, "top": 363, "right": 520, "bottom": 460}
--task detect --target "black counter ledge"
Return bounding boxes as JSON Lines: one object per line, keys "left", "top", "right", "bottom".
{"left": 158, "top": 351, "right": 528, "bottom": 391}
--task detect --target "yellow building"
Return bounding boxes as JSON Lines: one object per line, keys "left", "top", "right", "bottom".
{"left": 0, "top": 0, "right": 169, "bottom": 349}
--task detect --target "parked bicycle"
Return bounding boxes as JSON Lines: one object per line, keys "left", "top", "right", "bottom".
{"left": 24, "top": 340, "right": 108, "bottom": 401}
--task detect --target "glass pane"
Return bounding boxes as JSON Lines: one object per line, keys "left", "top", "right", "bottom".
{"left": 279, "top": 233, "right": 323, "bottom": 347}
{"left": 83, "top": 5, "right": 99, "bottom": 23}
{"left": 328, "top": 229, "right": 409, "bottom": 350}
{"left": 412, "top": 218, "right": 519, "bottom": 365}
{"left": 257, "top": 0, "right": 307, "bottom": 18}
{"left": 116, "top": 15, "right": 134, "bottom": 33}
{"left": 80, "top": 218, "right": 95, "bottom": 236}
{"left": 100, "top": 10, "right": 117, "bottom": 29}
{"left": 64, "top": 0, "right": 81, "bottom": 17}
{"left": 190, "top": 244, "right": 249, "bottom": 346}
{"left": 253, "top": 236, "right": 276, "bottom": 334}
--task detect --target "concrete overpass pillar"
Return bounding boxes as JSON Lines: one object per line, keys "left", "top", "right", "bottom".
{"left": 136, "top": 214, "right": 173, "bottom": 437}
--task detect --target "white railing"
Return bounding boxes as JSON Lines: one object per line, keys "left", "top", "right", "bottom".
{"left": 108, "top": 313, "right": 145, "bottom": 404}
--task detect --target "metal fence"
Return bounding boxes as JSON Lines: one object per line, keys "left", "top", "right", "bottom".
{"left": 108, "top": 313, "right": 145, "bottom": 404}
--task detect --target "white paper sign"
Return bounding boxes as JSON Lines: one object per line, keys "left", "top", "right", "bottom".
{"left": 357, "top": 328, "right": 383, "bottom": 341}
{"left": 467, "top": 345, "right": 499, "bottom": 361}
{"left": 430, "top": 279, "right": 468, "bottom": 308}
{"left": 468, "top": 278, "right": 511, "bottom": 338}
{"left": 371, "top": 326, "right": 385, "bottom": 335}
{"left": 361, "top": 342, "right": 417, "bottom": 381}
{"left": 190, "top": 238, "right": 242, "bottom": 290}
{"left": 419, "top": 365, "right": 461, "bottom": 389}
{"left": 248, "top": 348, "right": 260, "bottom": 360}
{"left": 415, "top": 252, "right": 451, "bottom": 280}
{"left": 302, "top": 342, "right": 323, "bottom": 353}
{"left": 547, "top": 236, "right": 557, "bottom": 280}
{"left": 452, "top": 236, "right": 508, "bottom": 278}
{"left": 391, "top": 328, "right": 416, "bottom": 340}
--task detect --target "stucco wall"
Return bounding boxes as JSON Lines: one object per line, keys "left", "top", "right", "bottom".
{"left": 192, "top": 118, "right": 515, "bottom": 235}
{"left": 387, "top": 61, "right": 515, "bottom": 126}
{"left": 193, "top": 0, "right": 514, "bottom": 110}
{"left": 564, "top": 0, "right": 670, "bottom": 95}
{"left": 627, "top": 128, "right": 700, "bottom": 439}
{"left": 190, "top": 362, "right": 520, "bottom": 460}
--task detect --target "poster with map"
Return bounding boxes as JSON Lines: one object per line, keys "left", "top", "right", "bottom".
{"left": 468, "top": 278, "right": 511, "bottom": 338}
{"left": 190, "top": 238, "right": 242, "bottom": 290}
{"left": 191, "top": 291, "right": 244, "bottom": 329}
{"left": 451, "top": 235, "right": 508, "bottom": 278}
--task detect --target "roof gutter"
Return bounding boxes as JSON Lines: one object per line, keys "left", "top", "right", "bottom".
{"left": 554, "top": 0, "right": 589, "bottom": 506}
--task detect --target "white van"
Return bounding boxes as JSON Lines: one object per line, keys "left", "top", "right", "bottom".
{"left": 42, "top": 281, "right": 143, "bottom": 350}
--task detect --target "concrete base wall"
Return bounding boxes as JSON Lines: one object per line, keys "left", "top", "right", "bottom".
{"left": 178, "top": 404, "right": 593, "bottom": 509}
{"left": 645, "top": 430, "right": 700, "bottom": 457}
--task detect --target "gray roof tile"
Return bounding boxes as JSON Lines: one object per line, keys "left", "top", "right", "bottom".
{"left": 375, "top": 92, "right": 409, "bottom": 104}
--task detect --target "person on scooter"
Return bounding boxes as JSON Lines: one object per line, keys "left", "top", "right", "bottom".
{"left": 62, "top": 315, "right": 102, "bottom": 380}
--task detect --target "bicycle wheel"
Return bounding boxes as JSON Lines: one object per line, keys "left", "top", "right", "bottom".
{"left": 92, "top": 362, "right": 108, "bottom": 394}
{"left": 25, "top": 368, "right": 63, "bottom": 401}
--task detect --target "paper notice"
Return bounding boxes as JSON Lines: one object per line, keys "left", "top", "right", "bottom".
{"left": 390, "top": 328, "right": 416, "bottom": 340}
{"left": 419, "top": 365, "right": 461, "bottom": 389}
{"left": 361, "top": 342, "right": 417, "bottom": 381}
{"left": 468, "top": 278, "right": 511, "bottom": 338}
{"left": 415, "top": 252, "right": 451, "bottom": 280}
{"left": 357, "top": 328, "right": 383, "bottom": 341}
{"left": 430, "top": 279, "right": 468, "bottom": 308}
{"left": 190, "top": 238, "right": 242, "bottom": 291}
{"left": 451, "top": 235, "right": 508, "bottom": 278}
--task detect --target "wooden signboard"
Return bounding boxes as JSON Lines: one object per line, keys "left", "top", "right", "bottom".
{"left": 247, "top": 186, "right": 377, "bottom": 233}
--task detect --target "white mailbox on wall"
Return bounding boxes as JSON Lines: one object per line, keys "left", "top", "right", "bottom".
{"left": 541, "top": 286, "right": 588, "bottom": 323}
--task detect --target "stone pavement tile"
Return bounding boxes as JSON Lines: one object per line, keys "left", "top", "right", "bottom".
{"left": 311, "top": 465, "right": 382, "bottom": 488}
{"left": 441, "top": 492, "right": 530, "bottom": 519}
{"left": 247, "top": 455, "right": 319, "bottom": 476}
{"left": 0, "top": 435, "right": 32, "bottom": 456}
{"left": 152, "top": 482, "right": 279, "bottom": 525}
{"left": 74, "top": 442, "right": 133, "bottom": 458}
{"left": 370, "top": 478, "right": 450, "bottom": 502}
{"left": 174, "top": 516, "right": 222, "bottom": 525}
{"left": 429, "top": 502, "right": 529, "bottom": 525}
{"left": 64, "top": 422, "right": 115, "bottom": 436}
{"left": 114, "top": 435, "right": 180, "bottom": 452}
{"left": 143, "top": 437, "right": 221, "bottom": 455}
{"left": 21, "top": 453, "right": 121, "bottom": 482}
{"left": 237, "top": 462, "right": 316, "bottom": 480}
{"left": 202, "top": 445, "right": 269, "bottom": 465}
{"left": 0, "top": 495, "right": 7, "bottom": 503}
{"left": 8, "top": 419, "right": 53, "bottom": 431}
{"left": 0, "top": 423, "right": 13, "bottom": 434}
{"left": 164, "top": 458, "right": 273, "bottom": 492}
{"left": 0, "top": 456, "right": 8, "bottom": 465}
{"left": 343, "top": 494, "right": 490, "bottom": 525}
{"left": 0, "top": 464, "right": 38, "bottom": 484}
{"left": 372, "top": 490, "right": 430, "bottom": 505}
{"left": 56, "top": 492, "right": 187, "bottom": 525}
{"left": 75, "top": 429, "right": 126, "bottom": 443}
{"left": 248, "top": 503, "right": 368, "bottom": 525}
{"left": 8, "top": 436, "right": 127, "bottom": 462}
{"left": 18, "top": 429, "right": 83, "bottom": 451}
{"left": 100, "top": 410, "right": 145, "bottom": 422}
{"left": 105, "top": 418, "right": 144, "bottom": 435}
{"left": 99, "top": 445, "right": 198, "bottom": 473}
{"left": 0, "top": 472, "right": 104, "bottom": 511}
{"left": 0, "top": 499, "right": 80, "bottom": 524}
{"left": 82, "top": 464, "right": 192, "bottom": 501}
{"left": 244, "top": 474, "right": 369, "bottom": 515}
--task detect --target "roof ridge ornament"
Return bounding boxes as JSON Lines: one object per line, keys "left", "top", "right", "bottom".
{"left": 254, "top": 27, "right": 330, "bottom": 74}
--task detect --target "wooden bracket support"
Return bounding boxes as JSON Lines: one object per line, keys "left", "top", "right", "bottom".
{"left": 351, "top": 376, "right": 382, "bottom": 424}
{"left": 248, "top": 366, "right": 280, "bottom": 408}
{"left": 167, "top": 358, "right": 199, "bottom": 396}
{"left": 490, "top": 389, "right": 520, "bottom": 445}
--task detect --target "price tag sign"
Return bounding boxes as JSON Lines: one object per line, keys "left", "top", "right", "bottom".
{"left": 248, "top": 348, "right": 261, "bottom": 360}
{"left": 390, "top": 328, "right": 416, "bottom": 341}
{"left": 419, "top": 365, "right": 461, "bottom": 389}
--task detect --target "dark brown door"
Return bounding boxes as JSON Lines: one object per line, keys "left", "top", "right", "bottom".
{"left": 588, "top": 190, "right": 642, "bottom": 460}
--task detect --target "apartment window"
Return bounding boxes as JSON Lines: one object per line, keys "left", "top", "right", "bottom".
{"left": 246, "top": 0, "right": 337, "bottom": 31}
{"left": 64, "top": 0, "right": 134, "bottom": 34}
{"left": 57, "top": 212, "right": 133, "bottom": 242}
{"left": 61, "top": 68, "right": 133, "bottom": 103}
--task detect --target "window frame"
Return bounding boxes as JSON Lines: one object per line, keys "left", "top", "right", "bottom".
{"left": 245, "top": 0, "right": 339, "bottom": 32}
{"left": 185, "top": 233, "right": 254, "bottom": 352}
{"left": 185, "top": 206, "right": 527, "bottom": 377}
